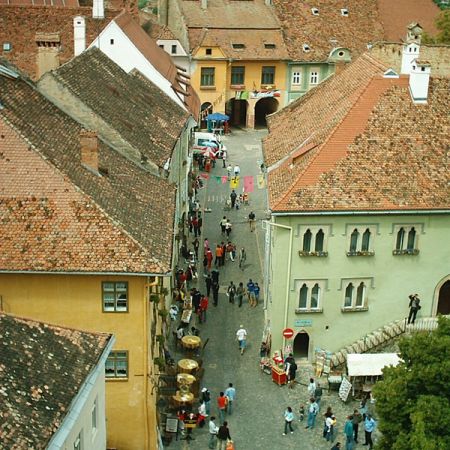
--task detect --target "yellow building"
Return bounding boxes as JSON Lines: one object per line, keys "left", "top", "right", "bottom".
{"left": 161, "top": 0, "right": 289, "bottom": 127}
{"left": 0, "top": 62, "right": 176, "bottom": 449}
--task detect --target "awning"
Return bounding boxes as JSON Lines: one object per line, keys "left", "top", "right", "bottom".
{"left": 347, "top": 353, "right": 400, "bottom": 377}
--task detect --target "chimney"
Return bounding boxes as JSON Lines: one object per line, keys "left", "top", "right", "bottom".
{"left": 73, "top": 17, "right": 86, "bottom": 56}
{"left": 80, "top": 130, "right": 99, "bottom": 173}
{"left": 201, "top": 0, "right": 207, "bottom": 9}
{"left": 401, "top": 41, "right": 420, "bottom": 74}
{"left": 93, "top": 0, "right": 105, "bottom": 19}
{"left": 409, "top": 60, "right": 431, "bottom": 104}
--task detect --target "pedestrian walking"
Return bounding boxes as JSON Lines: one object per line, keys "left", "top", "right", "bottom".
{"left": 193, "top": 238, "right": 199, "bottom": 260}
{"left": 217, "top": 392, "right": 228, "bottom": 424}
{"left": 236, "top": 325, "right": 247, "bottom": 355}
{"left": 197, "top": 212, "right": 203, "bottom": 234}
{"left": 323, "top": 407, "right": 334, "bottom": 437}
{"left": 206, "top": 248, "right": 213, "bottom": 270}
{"left": 230, "top": 190, "right": 237, "bottom": 208}
{"left": 407, "top": 293, "right": 421, "bottom": 324}
{"left": 212, "top": 281, "right": 219, "bottom": 306}
{"left": 363, "top": 414, "right": 376, "bottom": 449}
{"left": 222, "top": 149, "right": 227, "bottom": 168}
{"left": 225, "top": 219, "right": 232, "bottom": 238}
{"left": 226, "top": 164, "right": 232, "bottom": 180}
{"left": 204, "top": 237, "right": 209, "bottom": 254}
{"left": 236, "top": 282, "right": 245, "bottom": 307}
{"left": 227, "top": 281, "right": 236, "bottom": 304}
{"left": 233, "top": 164, "right": 240, "bottom": 178}
{"left": 247, "top": 279, "right": 257, "bottom": 307}
{"left": 215, "top": 244, "right": 223, "bottom": 268}
{"left": 306, "top": 397, "right": 319, "bottom": 429}
{"left": 287, "top": 359, "right": 297, "bottom": 389}
{"left": 199, "top": 295, "right": 208, "bottom": 323}
{"left": 211, "top": 268, "right": 219, "bottom": 284}
{"left": 202, "top": 387, "right": 211, "bottom": 415}
{"left": 226, "top": 241, "right": 235, "bottom": 261}
{"left": 221, "top": 241, "right": 227, "bottom": 266}
{"left": 192, "top": 215, "right": 199, "bottom": 237}
{"left": 220, "top": 216, "right": 227, "bottom": 235}
{"left": 217, "top": 421, "right": 231, "bottom": 450}
{"left": 248, "top": 211, "right": 256, "bottom": 232}
{"left": 205, "top": 273, "right": 212, "bottom": 297}
{"left": 315, "top": 382, "right": 323, "bottom": 410}
{"left": 308, "top": 378, "right": 316, "bottom": 397}
{"left": 208, "top": 416, "right": 219, "bottom": 449}
{"left": 298, "top": 404, "right": 305, "bottom": 422}
{"left": 254, "top": 282, "right": 260, "bottom": 306}
{"left": 238, "top": 247, "right": 246, "bottom": 270}
{"left": 224, "top": 383, "right": 236, "bottom": 415}
{"left": 283, "top": 406, "right": 295, "bottom": 435}
{"left": 324, "top": 415, "right": 336, "bottom": 442}
{"left": 352, "top": 409, "right": 362, "bottom": 443}
{"left": 344, "top": 415, "right": 354, "bottom": 450}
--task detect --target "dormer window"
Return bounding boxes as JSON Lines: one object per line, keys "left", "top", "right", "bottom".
{"left": 341, "top": 8, "right": 349, "bottom": 16}
{"left": 205, "top": 48, "right": 212, "bottom": 56}
{"left": 232, "top": 43, "right": 245, "bottom": 49}
{"left": 3, "top": 42, "right": 12, "bottom": 52}
{"left": 264, "top": 43, "right": 276, "bottom": 49}
{"left": 303, "top": 44, "right": 311, "bottom": 52}
{"left": 311, "top": 7, "right": 319, "bottom": 15}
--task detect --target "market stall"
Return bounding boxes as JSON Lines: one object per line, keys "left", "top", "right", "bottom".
{"left": 347, "top": 353, "right": 400, "bottom": 396}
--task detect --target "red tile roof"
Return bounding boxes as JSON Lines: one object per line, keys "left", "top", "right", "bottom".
{"left": 0, "top": 66, "right": 176, "bottom": 273}
{"left": 0, "top": 312, "right": 112, "bottom": 449}
{"left": 264, "top": 53, "right": 450, "bottom": 212}
{"left": 272, "top": 0, "right": 385, "bottom": 61}
{"left": 0, "top": 0, "right": 79, "bottom": 5}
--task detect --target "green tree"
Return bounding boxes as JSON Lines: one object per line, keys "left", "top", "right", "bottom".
{"left": 423, "top": 10, "right": 450, "bottom": 44}
{"left": 373, "top": 316, "right": 450, "bottom": 450}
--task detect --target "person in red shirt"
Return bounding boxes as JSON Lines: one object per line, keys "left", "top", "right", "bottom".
{"left": 199, "top": 295, "right": 209, "bottom": 323}
{"left": 217, "top": 392, "right": 228, "bottom": 424}
{"left": 206, "top": 248, "right": 213, "bottom": 270}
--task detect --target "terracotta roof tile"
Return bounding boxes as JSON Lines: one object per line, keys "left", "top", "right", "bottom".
{"left": 273, "top": 0, "right": 385, "bottom": 61}
{"left": 0, "top": 312, "right": 112, "bottom": 449}
{"left": 189, "top": 28, "right": 289, "bottom": 60}
{"left": 0, "top": 66, "right": 176, "bottom": 273}
{"left": 265, "top": 52, "right": 450, "bottom": 212}
{"left": 48, "top": 47, "right": 189, "bottom": 168}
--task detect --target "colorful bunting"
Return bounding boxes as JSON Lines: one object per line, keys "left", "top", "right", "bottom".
{"left": 230, "top": 176, "right": 239, "bottom": 189}
{"left": 257, "top": 174, "right": 266, "bottom": 189}
{"left": 243, "top": 176, "right": 254, "bottom": 193}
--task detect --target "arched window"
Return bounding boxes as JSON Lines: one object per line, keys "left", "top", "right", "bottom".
{"left": 407, "top": 227, "right": 416, "bottom": 250}
{"left": 315, "top": 229, "right": 324, "bottom": 252}
{"left": 311, "top": 284, "right": 320, "bottom": 308}
{"left": 396, "top": 227, "right": 405, "bottom": 250}
{"left": 299, "top": 284, "right": 308, "bottom": 308}
{"left": 349, "top": 229, "right": 359, "bottom": 252}
{"left": 356, "top": 282, "right": 365, "bottom": 307}
{"left": 361, "top": 229, "right": 371, "bottom": 252}
{"left": 344, "top": 283, "right": 354, "bottom": 307}
{"left": 303, "top": 229, "right": 312, "bottom": 252}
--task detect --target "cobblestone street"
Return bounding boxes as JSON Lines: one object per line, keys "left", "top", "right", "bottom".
{"left": 168, "top": 129, "right": 371, "bottom": 450}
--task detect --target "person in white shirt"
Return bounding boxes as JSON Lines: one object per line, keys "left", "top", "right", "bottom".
{"left": 236, "top": 325, "right": 247, "bottom": 355}
{"left": 233, "top": 164, "right": 240, "bottom": 178}
{"left": 208, "top": 416, "right": 219, "bottom": 449}
{"left": 308, "top": 378, "right": 316, "bottom": 397}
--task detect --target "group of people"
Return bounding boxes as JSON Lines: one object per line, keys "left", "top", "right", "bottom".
{"left": 226, "top": 279, "right": 260, "bottom": 308}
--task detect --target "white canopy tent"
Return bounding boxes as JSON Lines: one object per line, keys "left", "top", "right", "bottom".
{"left": 347, "top": 353, "right": 400, "bottom": 377}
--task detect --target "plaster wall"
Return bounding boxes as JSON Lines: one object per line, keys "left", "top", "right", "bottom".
{"left": 267, "top": 213, "right": 450, "bottom": 356}
{"left": 0, "top": 273, "right": 157, "bottom": 450}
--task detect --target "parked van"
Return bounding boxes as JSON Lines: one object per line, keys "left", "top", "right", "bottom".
{"left": 193, "top": 132, "right": 226, "bottom": 157}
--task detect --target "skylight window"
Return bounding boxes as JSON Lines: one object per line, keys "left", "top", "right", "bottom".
{"left": 232, "top": 43, "right": 245, "bottom": 49}
{"left": 264, "top": 43, "right": 276, "bottom": 49}
{"left": 311, "top": 8, "right": 319, "bottom": 15}
{"left": 341, "top": 8, "right": 349, "bottom": 16}
{"left": 303, "top": 44, "right": 311, "bottom": 53}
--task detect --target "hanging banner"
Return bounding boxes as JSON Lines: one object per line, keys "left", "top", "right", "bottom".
{"left": 230, "top": 177, "right": 240, "bottom": 189}
{"left": 257, "top": 174, "right": 266, "bottom": 189}
{"left": 221, "top": 176, "right": 228, "bottom": 184}
{"left": 243, "top": 176, "right": 254, "bottom": 193}
{"left": 250, "top": 90, "right": 281, "bottom": 99}
{"left": 215, "top": 176, "right": 222, "bottom": 184}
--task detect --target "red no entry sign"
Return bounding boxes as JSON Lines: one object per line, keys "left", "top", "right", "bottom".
{"left": 283, "top": 328, "right": 294, "bottom": 339}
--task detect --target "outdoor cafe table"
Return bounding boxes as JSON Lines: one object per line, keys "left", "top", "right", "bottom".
{"left": 176, "top": 373, "right": 196, "bottom": 387}
{"left": 172, "top": 390, "right": 194, "bottom": 407}
{"left": 181, "top": 335, "right": 201, "bottom": 350}
{"left": 177, "top": 358, "right": 199, "bottom": 374}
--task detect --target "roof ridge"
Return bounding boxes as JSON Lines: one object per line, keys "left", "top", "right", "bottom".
{"left": 272, "top": 56, "right": 388, "bottom": 210}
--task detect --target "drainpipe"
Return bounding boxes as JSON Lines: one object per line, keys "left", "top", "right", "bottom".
{"left": 262, "top": 219, "right": 293, "bottom": 353}
{"left": 143, "top": 279, "right": 149, "bottom": 450}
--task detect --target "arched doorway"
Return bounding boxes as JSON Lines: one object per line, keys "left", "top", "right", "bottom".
{"left": 226, "top": 98, "right": 248, "bottom": 127}
{"left": 293, "top": 331, "right": 309, "bottom": 359}
{"left": 254, "top": 97, "right": 279, "bottom": 128}
{"left": 200, "top": 102, "right": 212, "bottom": 129}
{"left": 437, "top": 280, "right": 450, "bottom": 315}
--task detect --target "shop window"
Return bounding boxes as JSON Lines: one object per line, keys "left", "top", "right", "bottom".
{"left": 393, "top": 225, "right": 420, "bottom": 255}
{"left": 102, "top": 282, "right": 128, "bottom": 312}
{"left": 231, "top": 66, "right": 245, "bottom": 85}
{"left": 343, "top": 281, "right": 368, "bottom": 310}
{"left": 200, "top": 67, "right": 215, "bottom": 87}
{"left": 261, "top": 66, "right": 275, "bottom": 85}
{"left": 105, "top": 351, "right": 128, "bottom": 378}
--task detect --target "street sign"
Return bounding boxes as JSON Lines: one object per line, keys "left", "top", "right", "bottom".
{"left": 282, "top": 328, "right": 294, "bottom": 339}
{"left": 294, "top": 319, "right": 312, "bottom": 327}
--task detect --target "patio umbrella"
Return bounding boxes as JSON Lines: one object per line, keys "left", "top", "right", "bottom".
{"left": 206, "top": 113, "right": 230, "bottom": 121}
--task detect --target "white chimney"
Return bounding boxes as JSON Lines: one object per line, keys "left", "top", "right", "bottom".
{"left": 93, "top": 0, "right": 105, "bottom": 19}
{"left": 201, "top": 0, "right": 207, "bottom": 9}
{"left": 73, "top": 16, "right": 86, "bottom": 56}
{"left": 401, "top": 41, "right": 420, "bottom": 74}
{"left": 409, "top": 60, "right": 431, "bottom": 104}
{"left": 265, "top": 0, "right": 273, "bottom": 5}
